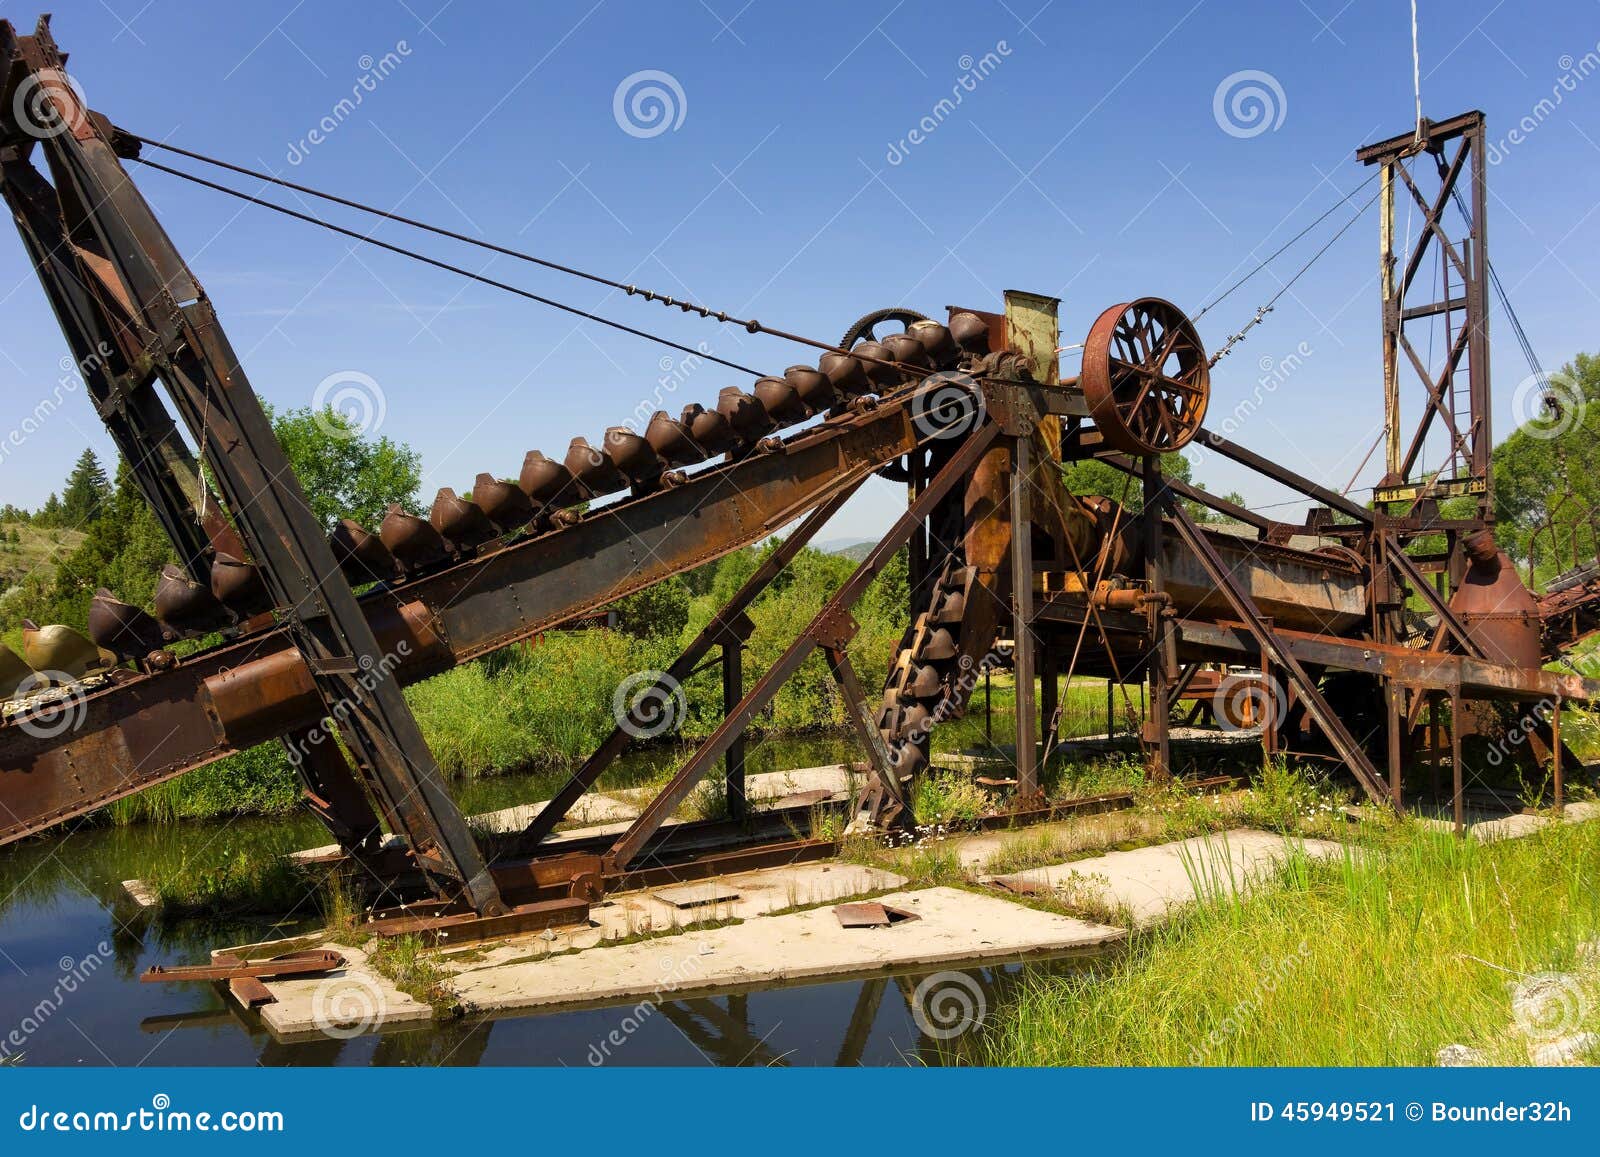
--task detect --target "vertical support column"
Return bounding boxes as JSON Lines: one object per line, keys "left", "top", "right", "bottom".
{"left": 1552, "top": 698, "right": 1564, "bottom": 812}
{"left": 1260, "top": 656, "right": 1278, "bottom": 767}
{"left": 1039, "top": 642, "right": 1059, "bottom": 756}
{"left": 723, "top": 634, "right": 746, "bottom": 820}
{"left": 1379, "top": 161, "right": 1400, "bottom": 483}
{"left": 1386, "top": 681, "right": 1405, "bottom": 815}
{"left": 1141, "top": 454, "right": 1172, "bottom": 780}
{"left": 1428, "top": 693, "right": 1442, "bottom": 802}
{"left": 1466, "top": 117, "right": 1492, "bottom": 519}
{"left": 1010, "top": 435, "right": 1037, "bottom": 798}
{"left": 1450, "top": 692, "right": 1465, "bottom": 836}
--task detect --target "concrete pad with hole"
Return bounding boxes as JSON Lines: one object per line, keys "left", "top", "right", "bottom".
{"left": 983, "top": 828, "right": 1346, "bottom": 926}
{"left": 445, "top": 886, "right": 1122, "bottom": 1017}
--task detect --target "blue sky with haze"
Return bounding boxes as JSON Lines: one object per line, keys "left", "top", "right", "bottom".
{"left": 1, "top": 0, "right": 1596, "bottom": 538}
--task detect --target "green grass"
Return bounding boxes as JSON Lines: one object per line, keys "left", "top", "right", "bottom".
{"left": 979, "top": 816, "right": 1600, "bottom": 1066}
{"left": 151, "top": 846, "right": 322, "bottom": 919}
{"left": 366, "top": 934, "right": 458, "bottom": 1012}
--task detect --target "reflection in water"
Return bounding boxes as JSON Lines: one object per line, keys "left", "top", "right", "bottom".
{"left": 0, "top": 731, "right": 1100, "bottom": 1066}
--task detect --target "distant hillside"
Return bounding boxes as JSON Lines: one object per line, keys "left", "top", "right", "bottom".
{"left": 0, "top": 522, "right": 84, "bottom": 590}
{"left": 816, "top": 537, "right": 874, "bottom": 560}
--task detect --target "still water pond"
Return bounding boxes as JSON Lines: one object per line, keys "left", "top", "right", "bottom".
{"left": 0, "top": 736, "right": 1091, "bottom": 1066}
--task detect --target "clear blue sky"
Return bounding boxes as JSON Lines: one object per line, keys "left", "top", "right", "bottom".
{"left": 1, "top": 0, "right": 1596, "bottom": 539}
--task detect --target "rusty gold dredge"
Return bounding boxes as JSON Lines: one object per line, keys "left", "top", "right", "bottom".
{"left": 0, "top": 15, "right": 1592, "bottom": 947}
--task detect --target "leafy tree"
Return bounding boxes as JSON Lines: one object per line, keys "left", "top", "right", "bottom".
{"left": 1492, "top": 353, "right": 1600, "bottom": 581}
{"left": 265, "top": 404, "right": 422, "bottom": 530}
{"left": 609, "top": 575, "right": 691, "bottom": 640}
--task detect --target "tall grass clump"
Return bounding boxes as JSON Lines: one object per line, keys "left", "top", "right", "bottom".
{"left": 980, "top": 818, "right": 1600, "bottom": 1065}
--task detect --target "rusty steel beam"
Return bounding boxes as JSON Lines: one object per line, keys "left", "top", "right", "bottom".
{"left": 507, "top": 481, "right": 862, "bottom": 855}
{"left": 1168, "top": 504, "right": 1390, "bottom": 804}
{"left": 0, "top": 398, "right": 920, "bottom": 846}
{"left": 604, "top": 421, "right": 1000, "bottom": 872}
{"left": 1194, "top": 428, "right": 1374, "bottom": 525}
{"left": 1174, "top": 618, "right": 1600, "bottom": 703}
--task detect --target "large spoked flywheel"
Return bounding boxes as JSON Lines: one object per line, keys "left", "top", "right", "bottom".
{"left": 1082, "top": 297, "right": 1209, "bottom": 455}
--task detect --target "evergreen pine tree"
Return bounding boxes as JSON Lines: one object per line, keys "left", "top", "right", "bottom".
{"left": 59, "top": 449, "right": 111, "bottom": 526}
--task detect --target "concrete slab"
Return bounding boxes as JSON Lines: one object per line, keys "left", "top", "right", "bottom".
{"left": 986, "top": 828, "right": 1345, "bottom": 926}
{"left": 1412, "top": 800, "right": 1600, "bottom": 844}
{"left": 257, "top": 942, "right": 434, "bottom": 1038}
{"left": 447, "top": 886, "right": 1121, "bottom": 1016}
{"left": 468, "top": 791, "right": 639, "bottom": 835}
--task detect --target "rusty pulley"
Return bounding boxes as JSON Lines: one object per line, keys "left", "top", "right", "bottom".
{"left": 1082, "top": 297, "right": 1210, "bottom": 455}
